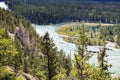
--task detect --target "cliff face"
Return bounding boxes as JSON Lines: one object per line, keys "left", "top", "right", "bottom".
{"left": 16, "top": 23, "right": 30, "bottom": 48}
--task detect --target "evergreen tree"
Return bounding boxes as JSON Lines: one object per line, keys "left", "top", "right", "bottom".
{"left": 97, "top": 47, "right": 111, "bottom": 80}
{"left": 41, "top": 32, "right": 67, "bottom": 80}
{"left": 0, "top": 66, "right": 16, "bottom": 80}
{"left": 74, "top": 25, "right": 91, "bottom": 80}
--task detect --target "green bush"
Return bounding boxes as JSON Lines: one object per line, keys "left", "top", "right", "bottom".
{"left": 0, "top": 66, "right": 16, "bottom": 80}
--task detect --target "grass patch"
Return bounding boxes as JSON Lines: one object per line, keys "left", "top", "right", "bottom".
{"left": 56, "top": 22, "right": 114, "bottom": 46}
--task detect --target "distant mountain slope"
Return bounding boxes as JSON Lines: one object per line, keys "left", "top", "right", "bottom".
{"left": 5, "top": 0, "right": 120, "bottom": 24}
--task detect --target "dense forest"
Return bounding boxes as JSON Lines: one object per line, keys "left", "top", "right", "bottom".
{"left": 5, "top": 0, "right": 120, "bottom": 24}
{"left": 1, "top": 8, "right": 120, "bottom": 80}
{"left": 0, "top": 8, "right": 72, "bottom": 80}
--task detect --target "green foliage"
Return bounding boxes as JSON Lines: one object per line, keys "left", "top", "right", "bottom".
{"left": 0, "top": 8, "right": 72, "bottom": 79}
{"left": 0, "top": 29, "right": 18, "bottom": 66}
{"left": 0, "top": 3, "right": 118, "bottom": 79}
{"left": 41, "top": 32, "right": 67, "bottom": 80}
{"left": 0, "top": 8, "right": 38, "bottom": 74}
{"left": 14, "top": 36, "right": 23, "bottom": 73}
{"left": 74, "top": 25, "right": 92, "bottom": 80}
{"left": 69, "top": 67, "right": 79, "bottom": 80}
{"left": 97, "top": 48, "right": 111, "bottom": 79}
{"left": 6, "top": 0, "right": 120, "bottom": 24}
{"left": 51, "top": 66, "right": 67, "bottom": 80}
{"left": 56, "top": 23, "right": 120, "bottom": 47}
{"left": 29, "top": 58, "right": 47, "bottom": 80}
{"left": 0, "top": 66, "right": 16, "bottom": 80}
{"left": 58, "top": 50, "right": 72, "bottom": 76}
{"left": 72, "top": 25, "right": 112, "bottom": 80}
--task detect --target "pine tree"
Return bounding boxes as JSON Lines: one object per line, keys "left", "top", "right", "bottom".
{"left": 97, "top": 47, "right": 111, "bottom": 80}
{"left": 74, "top": 25, "right": 91, "bottom": 80}
{"left": 41, "top": 32, "right": 67, "bottom": 80}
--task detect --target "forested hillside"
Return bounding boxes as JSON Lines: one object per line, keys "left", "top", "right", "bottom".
{"left": 5, "top": 0, "right": 120, "bottom": 24}
{"left": 0, "top": 8, "right": 72, "bottom": 80}
{"left": 1, "top": 8, "right": 120, "bottom": 80}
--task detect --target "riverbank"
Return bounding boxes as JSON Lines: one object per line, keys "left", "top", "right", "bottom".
{"left": 34, "top": 24, "right": 120, "bottom": 77}
{"left": 56, "top": 22, "right": 120, "bottom": 48}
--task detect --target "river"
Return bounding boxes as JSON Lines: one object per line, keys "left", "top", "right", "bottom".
{"left": 34, "top": 24, "right": 120, "bottom": 77}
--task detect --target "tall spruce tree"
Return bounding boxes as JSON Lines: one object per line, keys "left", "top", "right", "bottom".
{"left": 41, "top": 32, "right": 67, "bottom": 80}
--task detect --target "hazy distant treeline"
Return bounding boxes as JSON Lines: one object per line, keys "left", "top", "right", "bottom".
{"left": 5, "top": 0, "right": 120, "bottom": 24}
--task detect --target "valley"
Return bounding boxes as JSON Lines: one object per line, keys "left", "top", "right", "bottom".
{"left": 0, "top": 0, "right": 120, "bottom": 80}
{"left": 35, "top": 24, "right": 120, "bottom": 77}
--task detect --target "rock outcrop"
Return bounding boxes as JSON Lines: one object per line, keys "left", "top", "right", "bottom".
{"left": 7, "top": 31, "right": 15, "bottom": 41}
{"left": 16, "top": 23, "right": 30, "bottom": 48}
{"left": 7, "top": 22, "right": 30, "bottom": 49}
